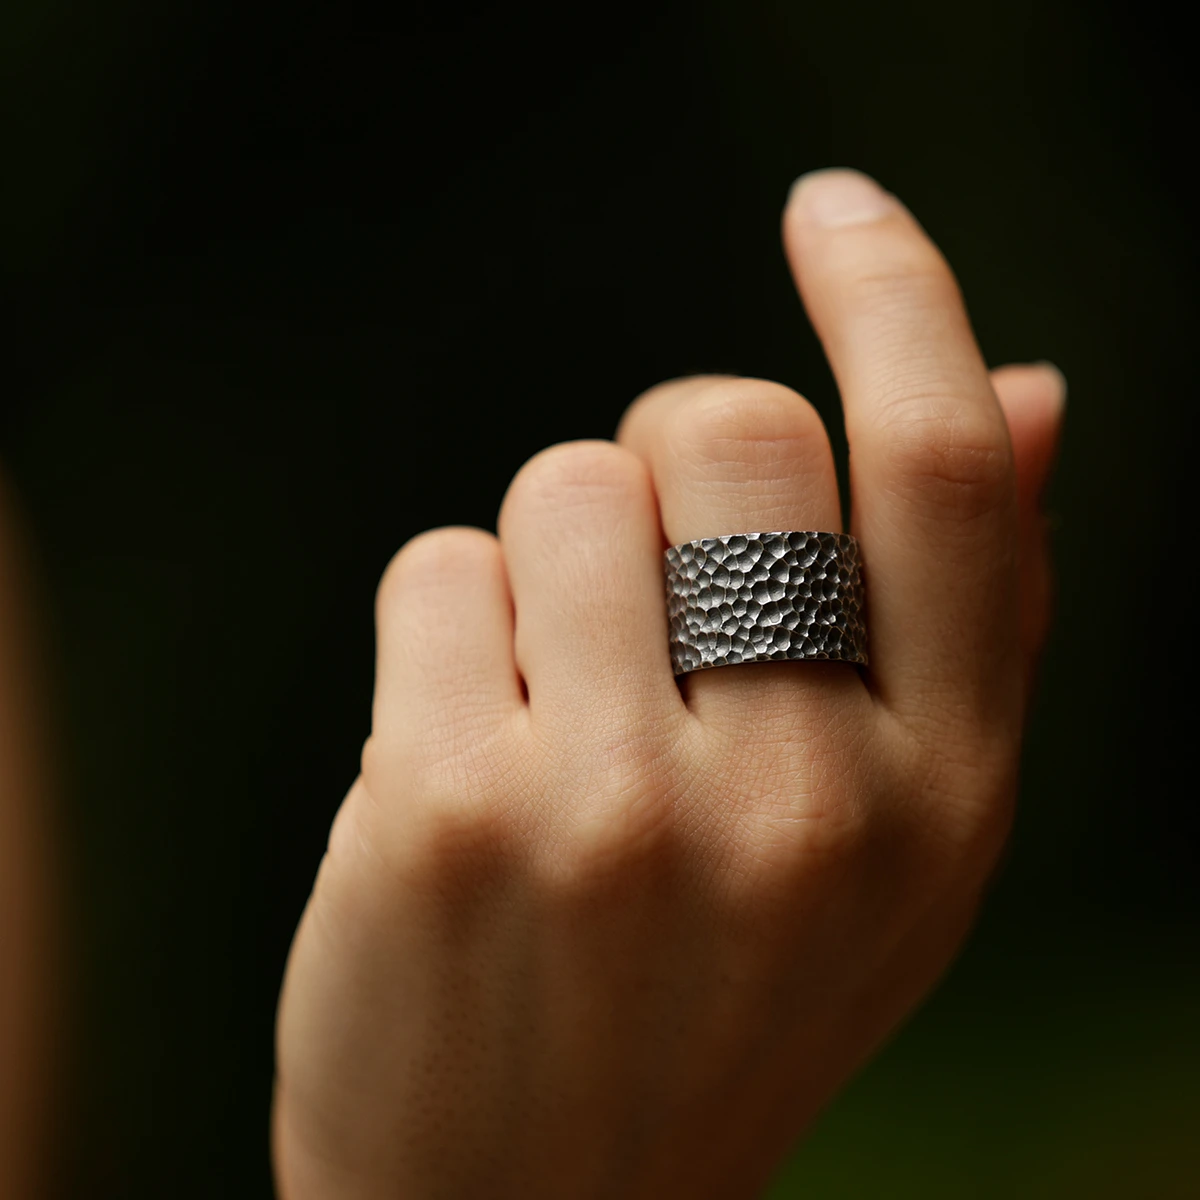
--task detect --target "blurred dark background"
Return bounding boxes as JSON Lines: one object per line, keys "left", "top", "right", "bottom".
{"left": 3, "top": 0, "right": 1196, "bottom": 1195}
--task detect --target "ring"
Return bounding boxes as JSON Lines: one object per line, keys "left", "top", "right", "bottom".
{"left": 664, "top": 531, "right": 868, "bottom": 676}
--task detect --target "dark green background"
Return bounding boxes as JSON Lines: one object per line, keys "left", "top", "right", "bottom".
{"left": 4, "top": 0, "right": 1195, "bottom": 1195}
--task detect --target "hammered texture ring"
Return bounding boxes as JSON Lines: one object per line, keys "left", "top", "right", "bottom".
{"left": 664, "top": 531, "right": 868, "bottom": 676}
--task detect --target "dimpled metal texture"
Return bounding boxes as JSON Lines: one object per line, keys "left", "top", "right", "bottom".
{"left": 664, "top": 531, "right": 867, "bottom": 676}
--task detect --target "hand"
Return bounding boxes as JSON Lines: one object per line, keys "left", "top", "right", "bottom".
{"left": 272, "top": 169, "right": 1065, "bottom": 1199}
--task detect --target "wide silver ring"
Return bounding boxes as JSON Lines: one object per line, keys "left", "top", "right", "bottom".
{"left": 664, "top": 531, "right": 868, "bottom": 676}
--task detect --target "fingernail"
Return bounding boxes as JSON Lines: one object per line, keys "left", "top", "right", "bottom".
{"left": 787, "top": 169, "right": 900, "bottom": 228}
{"left": 1032, "top": 360, "right": 1068, "bottom": 408}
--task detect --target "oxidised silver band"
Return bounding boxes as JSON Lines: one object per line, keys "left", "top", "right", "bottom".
{"left": 664, "top": 531, "right": 867, "bottom": 676}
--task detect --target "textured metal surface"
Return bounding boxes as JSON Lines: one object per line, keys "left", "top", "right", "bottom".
{"left": 664, "top": 531, "right": 867, "bottom": 676}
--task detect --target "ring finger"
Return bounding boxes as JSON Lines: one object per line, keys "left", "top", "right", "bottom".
{"left": 616, "top": 374, "right": 869, "bottom": 727}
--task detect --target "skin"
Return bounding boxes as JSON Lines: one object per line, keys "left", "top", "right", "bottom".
{"left": 0, "top": 476, "right": 54, "bottom": 1200}
{"left": 273, "top": 169, "right": 1066, "bottom": 1199}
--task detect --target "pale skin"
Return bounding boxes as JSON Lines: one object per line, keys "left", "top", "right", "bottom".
{"left": 272, "top": 169, "right": 1066, "bottom": 1199}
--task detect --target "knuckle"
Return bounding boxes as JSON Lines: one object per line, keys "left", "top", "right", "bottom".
{"left": 537, "top": 786, "right": 675, "bottom": 894}
{"left": 323, "top": 775, "right": 388, "bottom": 879}
{"left": 532, "top": 728, "right": 683, "bottom": 892}
{"left": 501, "top": 439, "right": 647, "bottom": 522}
{"left": 872, "top": 400, "right": 1014, "bottom": 518}
{"left": 376, "top": 525, "right": 499, "bottom": 616}
{"left": 699, "top": 725, "right": 878, "bottom": 914}
{"left": 730, "top": 780, "right": 871, "bottom": 889}
{"left": 714, "top": 808, "right": 874, "bottom": 936}
{"left": 618, "top": 373, "right": 738, "bottom": 439}
{"left": 362, "top": 723, "right": 518, "bottom": 825}
{"left": 741, "top": 794, "right": 870, "bottom": 880}
{"left": 358, "top": 731, "right": 525, "bottom": 884}
{"left": 674, "top": 378, "right": 828, "bottom": 470}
